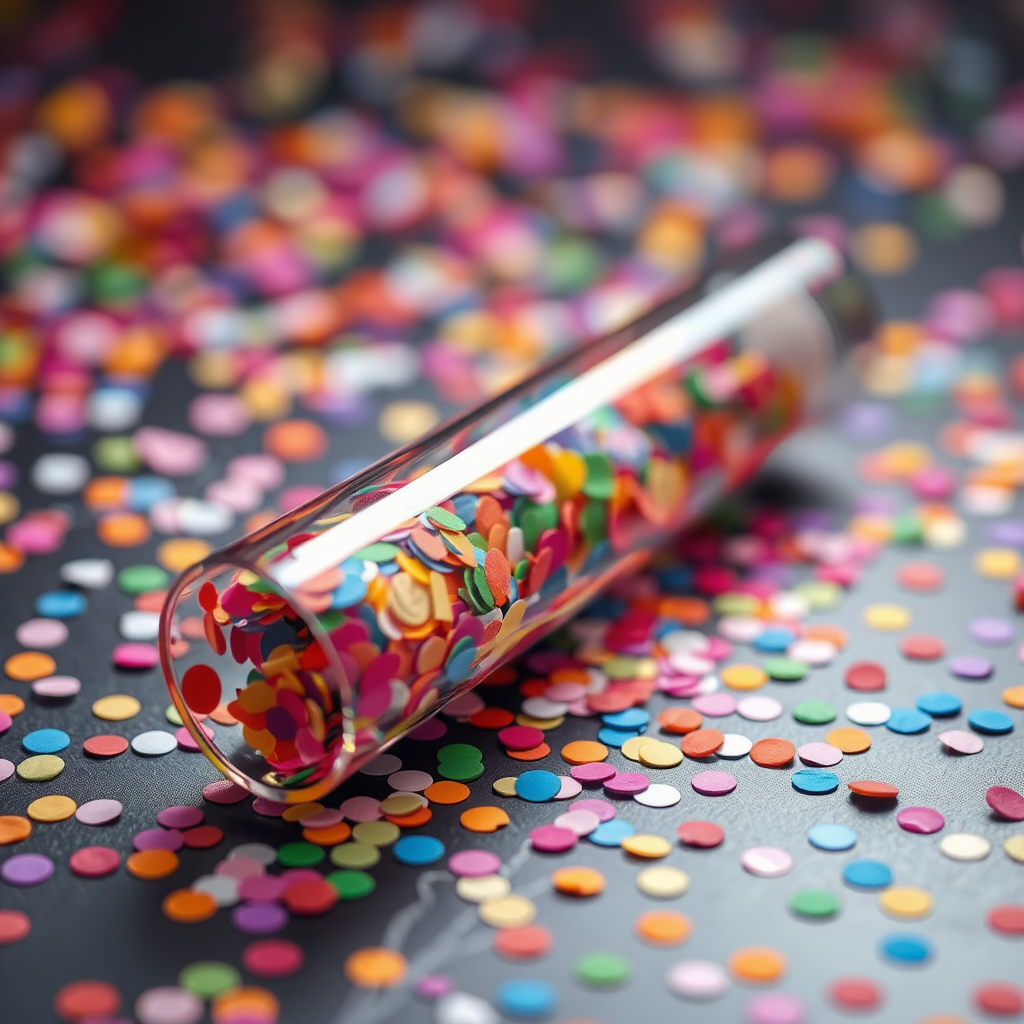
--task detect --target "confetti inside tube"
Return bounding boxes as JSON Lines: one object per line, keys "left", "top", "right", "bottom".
{"left": 160, "top": 236, "right": 874, "bottom": 801}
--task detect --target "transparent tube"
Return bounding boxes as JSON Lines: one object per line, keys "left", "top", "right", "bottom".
{"left": 159, "top": 236, "right": 874, "bottom": 803}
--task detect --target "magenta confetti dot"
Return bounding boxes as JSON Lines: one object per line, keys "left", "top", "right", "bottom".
{"left": 0, "top": 712, "right": 10, "bottom": 734}
{"left": 232, "top": 901, "right": 289, "bottom": 935}
{"left": 692, "top": 693, "right": 738, "bottom": 717}
{"left": 568, "top": 798, "right": 616, "bottom": 822}
{"left": 745, "top": 992, "right": 806, "bottom": 1024}
{"left": 448, "top": 850, "right": 502, "bottom": 877}
{"left": 133, "top": 828, "right": 184, "bottom": 852}
{"left": 1, "top": 853, "right": 54, "bottom": 887}
{"left": 408, "top": 718, "right": 447, "bottom": 740}
{"left": 112, "top": 642, "right": 159, "bottom": 669}
{"left": 415, "top": 975, "right": 456, "bottom": 1000}
{"left": 203, "top": 779, "right": 249, "bottom": 804}
{"left": 896, "top": 806, "right": 945, "bottom": 834}
{"left": 603, "top": 771, "right": 650, "bottom": 796}
{"left": 570, "top": 762, "right": 617, "bottom": 783}
{"left": 691, "top": 771, "right": 737, "bottom": 796}
{"left": 948, "top": 655, "right": 993, "bottom": 680}
{"left": 252, "top": 797, "right": 289, "bottom": 817}
{"left": 986, "top": 786, "right": 1024, "bottom": 822}
{"left": 798, "top": 742, "right": 843, "bottom": 768}
{"left": 239, "top": 875, "right": 287, "bottom": 901}
{"left": 530, "top": 825, "right": 577, "bottom": 852}
{"left": 497, "top": 725, "right": 544, "bottom": 750}
{"left": 156, "top": 806, "right": 204, "bottom": 830}
{"left": 969, "top": 618, "right": 1015, "bottom": 646}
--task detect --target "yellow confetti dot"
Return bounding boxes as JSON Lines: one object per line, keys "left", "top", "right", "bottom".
{"left": 877, "top": 442, "right": 932, "bottom": 477}
{"left": 974, "top": 548, "right": 1021, "bottom": 580}
{"left": 156, "top": 538, "right": 211, "bottom": 573}
{"left": 378, "top": 401, "right": 440, "bottom": 445}
{"left": 1002, "top": 687, "right": 1024, "bottom": 709}
{"left": 721, "top": 664, "right": 768, "bottom": 691}
{"left": 379, "top": 793, "right": 423, "bottom": 817}
{"left": 635, "top": 909, "right": 692, "bottom": 946}
{"left": 638, "top": 741, "right": 684, "bottom": 769}
{"left": 728, "top": 946, "right": 787, "bottom": 984}
{"left": 862, "top": 604, "right": 910, "bottom": 631}
{"left": 16, "top": 755, "right": 65, "bottom": 781}
{"left": 1004, "top": 835, "right": 1024, "bottom": 863}
{"left": 621, "top": 834, "right": 672, "bottom": 859}
{"left": 478, "top": 894, "right": 537, "bottom": 929}
{"left": 621, "top": 736, "right": 655, "bottom": 762}
{"left": 879, "top": 887, "right": 933, "bottom": 920}
{"left": 492, "top": 777, "right": 518, "bottom": 797}
{"left": 351, "top": 821, "right": 401, "bottom": 847}
{"left": 27, "top": 795, "right": 77, "bottom": 823}
{"left": 343, "top": 947, "right": 407, "bottom": 989}
{"left": 92, "top": 694, "right": 142, "bottom": 721}
{"left": 940, "top": 833, "right": 991, "bottom": 861}
{"left": 515, "top": 714, "right": 564, "bottom": 731}
{"left": 552, "top": 866, "right": 605, "bottom": 897}
{"left": 825, "top": 728, "right": 871, "bottom": 755}
{"left": 281, "top": 802, "right": 322, "bottom": 822}
{"left": 456, "top": 874, "right": 511, "bottom": 903}
{"left": 850, "top": 222, "right": 918, "bottom": 275}
{"left": 329, "top": 843, "right": 380, "bottom": 869}
{"left": 636, "top": 865, "right": 690, "bottom": 898}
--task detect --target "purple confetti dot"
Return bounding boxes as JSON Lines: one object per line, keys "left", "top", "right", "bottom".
{"left": 133, "top": 828, "right": 184, "bottom": 852}
{"left": 415, "top": 975, "right": 456, "bottom": 1000}
{"left": 968, "top": 618, "right": 1014, "bottom": 646}
{"left": 156, "top": 805, "right": 204, "bottom": 830}
{"left": 988, "top": 520, "right": 1024, "bottom": 547}
{"left": 948, "top": 655, "right": 994, "bottom": 680}
{"left": 232, "top": 901, "right": 289, "bottom": 935}
{"left": 1, "top": 852, "right": 54, "bottom": 887}
{"left": 896, "top": 806, "right": 945, "bottom": 834}
{"left": 691, "top": 771, "right": 737, "bottom": 796}
{"left": 745, "top": 992, "right": 806, "bottom": 1024}
{"left": 841, "top": 402, "right": 893, "bottom": 441}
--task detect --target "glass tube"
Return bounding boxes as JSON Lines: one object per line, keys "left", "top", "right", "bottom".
{"left": 159, "top": 235, "right": 874, "bottom": 802}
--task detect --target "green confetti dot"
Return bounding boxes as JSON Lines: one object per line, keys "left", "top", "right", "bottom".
{"left": 793, "top": 700, "right": 837, "bottom": 725}
{"left": 789, "top": 889, "right": 840, "bottom": 918}
{"left": 353, "top": 542, "right": 400, "bottom": 563}
{"left": 575, "top": 951, "right": 632, "bottom": 987}
{"left": 178, "top": 961, "right": 241, "bottom": 998}
{"left": 93, "top": 436, "right": 141, "bottom": 473}
{"left": 793, "top": 580, "right": 841, "bottom": 611}
{"left": 424, "top": 506, "right": 466, "bottom": 531}
{"left": 437, "top": 744, "right": 483, "bottom": 763}
{"left": 891, "top": 512, "right": 925, "bottom": 545}
{"left": 117, "top": 564, "right": 170, "bottom": 595}
{"left": 327, "top": 869, "right": 377, "bottom": 901}
{"left": 330, "top": 843, "right": 381, "bottom": 870}
{"left": 277, "top": 842, "right": 326, "bottom": 868}
{"left": 165, "top": 704, "right": 184, "bottom": 726}
{"left": 437, "top": 758, "right": 485, "bottom": 782}
{"left": 604, "top": 657, "right": 643, "bottom": 680}
{"left": 713, "top": 593, "right": 761, "bottom": 616}
{"left": 582, "top": 454, "right": 614, "bottom": 500}
{"left": 764, "top": 658, "right": 809, "bottom": 682}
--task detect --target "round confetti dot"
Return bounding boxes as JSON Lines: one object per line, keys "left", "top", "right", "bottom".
{"left": 22, "top": 728, "right": 70, "bottom": 754}
{"left": 515, "top": 770, "right": 562, "bottom": 802}
{"left": 126, "top": 848, "right": 179, "bottom": 880}
{"left": 737, "top": 696, "right": 783, "bottom": 722}
{"left": 722, "top": 664, "right": 768, "bottom": 690}
{"left": 897, "top": 562, "right": 944, "bottom": 591}
{"left": 1004, "top": 836, "right": 1024, "bottom": 862}
{"left": 716, "top": 734, "right": 753, "bottom": 759}
{"left": 393, "top": 835, "right": 445, "bottom": 866}
{"left": 879, "top": 887, "right": 933, "bottom": 920}
{"left": 82, "top": 734, "right": 129, "bottom": 759}
{"left": 792, "top": 701, "right": 836, "bottom": 725}
{"left": 974, "top": 982, "right": 1024, "bottom": 1017}
{"left": 553, "top": 866, "right": 605, "bottom": 896}
{"left": 69, "top": 846, "right": 120, "bottom": 878}
{"left": 808, "top": 824, "right": 857, "bottom": 852}
{"left": 691, "top": 693, "right": 737, "bottom": 717}
{"left": 901, "top": 634, "right": 945, "bottom": 660}
{"left": 863, "top": 605, "right": 910, "bottom": 631}
{"left": 27, "top": 794, "right": 76, "bottom": 822}
{"left": 178, "top": 961, "right": 241, "bottom": 999}
{"left": 988, "top": 904, "right": 1024, "bottom": 936}
{"left": 134, "top": 986, "right": 203, "bottom": 1024}
{"left": 16, "top": 618, "right": 69, "bottom": 648}
{"left": 879, "top": 933, "right": 931, "bottom": 964}
{"left": 243, "top": 939, "right": 304, "bottom": 978}
{"left": 330, "top": 844, "right": 380, "bottom": 870}
{"left": 790, "top": 889, "right": 840, "bottom": 918}
{"left": 845, "top": 702, "right": 891, "bottom": 727}
{"left": 2, "top": 852, "right": 54, "bottom": 886}
{"left": 843, "top": 859, "right": 892, "bottom": 889}
{"left": 621, "top": 834, "right": 672, "bottom": 859}
{"left": 825, "top": 728, "right": 871, "bottom": 754}
{"left": 636, "top": 865, "right": 690, "bottom": 898}
{"left": 131, "top": 730, "right": 177, "bottom": 756}
{"left": 479, "top": 895, "right": 537, "bottom": 929}
{"left": 425, "top": 781, "right": 471, "bottom": 804}
{"left": 987, "top": 786, "right": 1024, "bottom": 821}
{"left": 969, "top": 709, "right": 1014, "bottom": 734}
{"left": 4, "top": 651, "right": 57, "bottom": 681}
{"left": 494, "top": 924, "right": 552, "bottom": 960}
{"left": 633, "top": 783, "right": 681, "bottom": 808}
{"left": 575, "top": 951, "right": 632, "bottom": 987}
{"left": 729, "top": 946, "right": 786, "bottom": 984}
{"left": 54, "top": 980, "right": 122, "bottom": 1023}
{"left": 460, "top": 807, "right": 510, "bottom": 833}
{"left": 0, "top": 909, "right": 31, "bottom": 946}
{"left": 744, "top": 993, "right": 806, "bottom": 1024}
{"left": 232, "top": 902, "right": 288, "bottom": 936}
{"left": 92, "top": 694, "right": 142, "bottom": 721}
{"left": 681, "top": 729, "right": 726, "bottom": 758}
{"left": 948, "top": 655, "right": 994, "bottom": 680}
{"left": 750, "top": 738, "right": 795, "bottom": 768}
{"left": 327, "top": 869, "right": 376, "bottom": 901}
{"left": 16, "top": 754, "right": 65, "bottom": 781}
{"left": 449, "top": 850, "right": 502, "bottom": 878}
{"left": 916, "top": 692, "right": 961, "bottom": 717}
{"left": 32, "top": 675, "right": 80, "bottom": 699}
{"left": 163, "top": 889, "right": 218, "bottom": 923}
{"left": 1003, "top": 686, "right": 1024, "bottom": 708}
{"left": 691, "top": 770, "right": 737, "bottom": 795}
{"left": 938, "top": 730, "right": 984, "bottom": 755}
{"left": 828, "top": 977, "right": 883, "bottom": 1012}
{"left": 791, "top": 769, "right": 840, "bottom": 794}
{"left": 844, "top": 662, "right": 886, "bottom": 691}
{"left": 886, "top": 708, "right": 932, "bottom": 734}
{"left": 847, "top": 780, "right": 899, "bottom": 800}
{"left": 636, "top": 909, "right": 691, "bottom": 946}
{"left": 940, "top": 833, "right": 991, "bottom": 861}
{"left": 458, "top": 875, "right": 512, "bottom": 905}
{"left": 658, "top": 708, "right": 703, "bottom": 734}
{"left": 798, "top": 742, "right": 843, "bottom": 768}
{"left": 741, "top": 847, "right": 793, "bottom": 878}
{"left": 976, "top": 548, "right": 1021, "bottom": 579}
{"left": 665, "top": 959, "right": 729, "bottom": 1000}
{"left": 897, "top": 806, "right": 945, "bottom": 834}
{"left": 496, "top": 978, "right": 558, "bottom": 1019}
{"left": 677, "top": 821, "right": 725, "bottom": 848}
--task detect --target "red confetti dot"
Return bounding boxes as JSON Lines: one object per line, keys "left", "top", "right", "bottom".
{"left": 497, "top": 725, "right": 545, "bottom": 751}
{"left": 494, "top": 924, "right": 553, "bottom": 960}
{"left": 53, "top": 980, "right": 121, "bottom": 1022}
{"left": 198, "top": 580, "right": 219, "bottom": 612}
{"left": 243, "top": 938, "right": 305, "bottom": 978}
{"left": 844, "top": 661, "right": 886, "bottom": 691}
{"left": 182, "top": 825, "right": 224, "bottom": 849}
{"left": 974, "top": 982, "right": 1024, "bottom": 1016}
{"left": 676, "top": 821, "right": 725, "bottom": 848}
{"left": 83, "top": 734, "right": 129, "bottom": 757}
{"left": 69, "top": 846, "right": 121, "bottom": 878}
{"left": 987, "top": 786, "right": 1024, "bottom": 822}
{"left": 468, "top": 707, "right": 514, "bottom": 729}
{"left": 0, "top": 909, "right": 30, "bottom": 945}
{"left": 283, "top": 878, "right": 338, "bottom": 916}
{"left": 988, "top": 904, "right": 1024, "bottom": 936}
{"left": 899, "top": 634, "right": 945, "bottom": 660}
{"left": 829, "top": 976, "right": 883, "bottom": 1012}
{"left": 896, "top": 561, "right": 944, "bottom": 591}
{"left": 181, "top": 663, "right": 222, "bottom": 716}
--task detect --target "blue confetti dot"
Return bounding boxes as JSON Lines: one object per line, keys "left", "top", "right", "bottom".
{"left": 915, "top": 692, "right": 961, "bottom": 717}
{"left": 792, "top": 769, "right": 840, "bottom": 794}
{"left": 22, "top": 728, "right": 70, "bottom": 754}
{"left": 514, "top": 770, "right": 562, "bottom": 803}
{"left": 752, "top": 627, "right": 795, "bottom": 652}
{"left": 885, "top": 708, "right": 932, "bottom": 735}
{"left": 597, "top": 727, "right": 642, "bottom": 748}
{"left": 34, "top": 590, "right": 87, "bottom": 619}
{"left": 496, "top": 978, "right": 559, "bottom": 1019}
{"left": 808, "top": 823, "right": 857, "bottom": 851}
{"left": 968, "top": 709, "right": 1014, "bottom": 735}
{"left": 880, "top": 933, "right": 932, "bottom": 964}
{"left": 601, "top": 708, "right": 649, "bottom": 730}
{"left": 392, "top": 835, "right": 445, "bottom": 866}
{"left": 843, "top": 859, "right": 892, "bottom": 889}
{"left": 588, "top": 819, "right": 636, "bottom": 847}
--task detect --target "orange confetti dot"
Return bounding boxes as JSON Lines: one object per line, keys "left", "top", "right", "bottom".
{"left": 560, "top": 740, "right": 609, "bottom": 765}
{"left": 0, "top": 543, "right": 25, "bottom": 573}
{"left": 384, "top": 806, "right": 432, "bottom": 828}
{"left": 211, "top": 987, "right": 280, "bottom": 1024}
{"left": 728, "top": 946, "right": 787, "bottom": 983}
{"left": 126, "top": 848, "right": 179, "bottom": 880}
{"left": 508, "top": 743, "right": 551, "bottom": 761}
{"left": 343, "top": 947, "right": 408, "bottom": 989}
{"left": 826, "top": 727, "right": 872, "bottom": 754}
{"left": 263, "top": 419, "right": 328, "bottom": 462}
{"left": 635, "top": 910, "right": 692, "bottom": 946}
{"left": 162, "top": 889, "right": 218, "bottom": 923}
{"left": 4, "top": 651, "right": 56, "bottom": 682}
{"left": 97, "top": 512, "right": 150, "bottom": 547}
{"left": 460, "top": 806, "right": 511, "bottom": 833}
{"left": 468, "top": 707, "right": 515, "bottom": 729}
{"left": 721, "top": 664, "right": 768, "bottom": 691}
{"left": 0, "top": 693, "right": 26, "bottom": 716}
{"left": 552, "top": 867, "right": 605, "bottom": 897}
{"left": 658, "top": 707, "right": 702, "bottom": 734}
{"left": 156, "top": 538, "right": 211, "bottom": 572}
{"left": 0, "top": 815, "right": 32, "bottom": 845}
{"left": 423, "top": 781, "right": 471, "bottom": 805}
{"left": 302, "top": 822, "right": 352, "bottom": 846}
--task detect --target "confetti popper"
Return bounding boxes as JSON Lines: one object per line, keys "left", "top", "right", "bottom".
{"left": 159, "top": 236, "right": 874, "bottom": 801}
